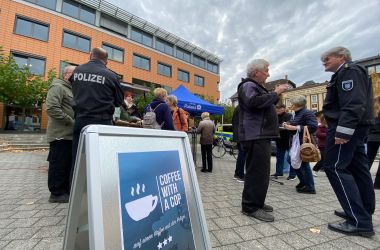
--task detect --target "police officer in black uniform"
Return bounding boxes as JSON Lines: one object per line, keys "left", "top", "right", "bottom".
{"left": 70, "top": 47, "right": 124, "bottom": 171}
{"left": 322, "top": 46, "right": 375, "bottom": 237}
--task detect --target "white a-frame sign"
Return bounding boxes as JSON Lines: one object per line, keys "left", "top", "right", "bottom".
{"left": 64, "top": 125, "right": 211, "bottom": 250}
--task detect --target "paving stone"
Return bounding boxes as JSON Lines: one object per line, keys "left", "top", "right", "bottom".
{"left": 213, "top": 229, "right": 243, "bottom": 245}
{"left": 2, "top": 238, "right": 40, "bottom": 250}
{"left": 216, "top": 207, "right": 238, "bottom": 217}
{"left": 7, "top": 218, "right": 39, "bottom": 228}
{"left": 2, "top": 227, "right": 40, "bottom": 240}
{"left": 33, "top": 216, "right": 64, "bottom": 227}
{"left": 0, "top": 228, "right": 13, "bottom": 238}
{"left": 258, "top": 235, "right": 293, "bottom": 249}
{"left": 213, "top": 217, "right": 238, "bottom": 229}
{"left": 230, "top": 214, "right": 256, "bottom": 227}
{"left": 253, "top": 223, "right": 281, "bottom": 237}
{"left": 305, "top": 242, "right": 336, "bottom": 250}
{"left": 32, "top": 225, "right": 65, "bottom": 238}
{"left": 295, "top": 229, "right": 331, "bottom": 244}
{"left": 0, "top": 241, "right": 10, "bottom": 249}
{"left": 347, "top": 235, "right": 380, "bottom": 249}
{"left": 235, "top": 240, "right": 266, "bottom": 249}
{"left": 271, "top": 220, "right": 298, "bottom": 233}
{"left": 0, "top": 211, "right": 16, "bottom": 219}
{"left": 278, "top": 232, "right": 314, "bottom": 249}
{"left": 0, "top": 219, "right": 16, "bottom": 228}
{"left": 9, "top": 210, "right": 38, "bottom": 219}
{"left": 204, "top": 209, "right": 220, "bottom": 219}
{"left": 33, "top": 237, "right": 64, "bottom": 250}
{"left": 32, "top": 209, "right": 60, "bottom": 218}
{"left": 328, "top": 238, "right": 367, "bottom": 250}
{"left": 285, "top": 217, "right": 314, "bottom": 230}
{"left": 233, "top": 225, "right": 263, "bottom": 241}
{"left": 206, "top": 219, "right": 220, "bottom": 231}
{"left": 212, "top": 244, "right": 239, "bottom": 250}
{"left": 209, "top": 232, "right": 220, "bottom": 248}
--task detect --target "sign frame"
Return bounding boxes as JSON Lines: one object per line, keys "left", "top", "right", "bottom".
{"left": 64, "top": 125, "right": 210, "bottom": 250}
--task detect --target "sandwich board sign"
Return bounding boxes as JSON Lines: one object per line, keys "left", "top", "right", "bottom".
{"left": 64, "top": 125, "right": 210, "bottom": 250}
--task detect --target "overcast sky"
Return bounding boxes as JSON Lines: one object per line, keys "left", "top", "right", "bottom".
{"left": 107, "top": 0, "right": 380, "bottom": 102}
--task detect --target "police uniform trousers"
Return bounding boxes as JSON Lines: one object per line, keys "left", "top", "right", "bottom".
{"left": 48, "top": 140, "right": 72, "bottom": 196}
{"left": 324, "top": 124, "right": 375, "bottom": 229}
{"left": 70, "top": 117, "right": 113, "bottom": 184}
{"left": 241, "top": 139, "right": 271, "bottom": 212}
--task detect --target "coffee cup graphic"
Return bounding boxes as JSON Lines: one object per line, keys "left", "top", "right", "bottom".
{"left": 125, "top": 194, "right": 158, "bottom": 221}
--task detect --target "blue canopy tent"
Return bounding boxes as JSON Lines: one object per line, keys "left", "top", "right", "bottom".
{"left": 171, "top": 85, "right": 224, "bottom": 116}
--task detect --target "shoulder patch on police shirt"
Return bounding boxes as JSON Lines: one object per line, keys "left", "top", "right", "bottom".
{"left": 342, "top": 80, "right": 353, "bottom": 91}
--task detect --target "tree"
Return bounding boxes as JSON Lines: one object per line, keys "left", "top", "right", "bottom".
{"left": 212, "top": 104, "right": 234, "bottom": 124}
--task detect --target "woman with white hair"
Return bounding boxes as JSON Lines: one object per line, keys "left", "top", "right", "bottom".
{"left": 283, "top": 96, "right": 318, "bottom": 194}
{"left": 144, "top": 88, "right": 174, "bottom": 130}
{"left": 197, "top": 112, "right": 215, "bottom": 172}
{"left": 166, "top": 95, "right": 188, "bottom": 131}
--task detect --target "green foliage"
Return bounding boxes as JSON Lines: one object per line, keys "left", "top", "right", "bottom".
{"left": 0, "top": 47, "right": 56, "bottom": 107}
{"left": 134, "top": 89, "right": 155, "bottom": 115}
{"left": 211, "top": 104, "right": 235, "bottom": 124}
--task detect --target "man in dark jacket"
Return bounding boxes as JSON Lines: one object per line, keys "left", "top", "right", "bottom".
{"left": 232, "top": 105, "right": 245, "bottom": 182}
{"left": 70, "top": 47, "right": 124, "bottom": 172}
{"left": 238, "top": 59, "right": 288, "bottom": 222}
{"left": 321, "top": 46, "right": 375, "bottom": 237}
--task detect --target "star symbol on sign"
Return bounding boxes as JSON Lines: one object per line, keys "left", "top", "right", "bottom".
{"left": 168, "top": 235, "right": 173, "bottom": 242}
{"left": 163, "top": 239, "right": 168, "bottom": 246}
{"left": 157, "top": 242, "right": 163, "bottom": 249}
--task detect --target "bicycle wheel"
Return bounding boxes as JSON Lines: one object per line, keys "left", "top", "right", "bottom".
{"left": 212, "top": 142, "right": 226, "bottom": 158}
{"left": 231, "top": 147, "right": 238, "bottom": 159}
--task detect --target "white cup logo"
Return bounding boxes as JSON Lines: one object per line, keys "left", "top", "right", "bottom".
{"left": 125, "top": 195, "right": 158, "bottom": 221}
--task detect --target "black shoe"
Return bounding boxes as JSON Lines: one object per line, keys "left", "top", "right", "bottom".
{"left": 49, "top": 194, "right": 69, "bottom": 203}
{"left": 295, "top": 183, "right": 305, "bottom": 190}
{"left": 262, "top": 204, "right": 273, "bottom": 212}
{"left": 207, "top": 169, "right": 212, "bottom": 173}
{"left": 374, "top": 181, "right": 380, "bottom": 190}
{"left": 296, "top": 187, "right": 316, "bottom": 194}
{"left": 271, "top": 173, "right": 283, "bottom": 177}
{"left": 287, "top": 176, "right": 296, "bottom": 180}
{"left": 242, "top": 208, "right": 274, "bottom": 222}
{"left": 334, "top": 209, "right": 348, "bottom": 219}
{"left": 328, "top": 221, "right": 374, "bottom": 237}
{"left": 201, "top": 169, "right": 207, "bottom": 172}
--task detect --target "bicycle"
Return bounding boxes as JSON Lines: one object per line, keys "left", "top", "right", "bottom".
{"left": 212, "top": 137, "right": 238, "bottom": 159}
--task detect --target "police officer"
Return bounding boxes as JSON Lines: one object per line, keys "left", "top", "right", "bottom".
{"left": 70, "top": 47, "right": 124, "bottom": 171}
{"left": 322, "top": 46, "right": 375, "bottom": 237}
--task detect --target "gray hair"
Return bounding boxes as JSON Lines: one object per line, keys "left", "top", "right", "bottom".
{"left": 201, "top": 112, "right": 210, "bottom": 120}
{"left": 321, "top": 46, "right": 352, "bottom": 61}
{"left": 167, "top": 95, "right": 178, "bottom": 106}
{"left": 62, "top": 65, "right": 76, "bottom": 78}
{"left": 247, "top": 59, "right": 269, "bottom": 77}
{"left": 290, "top": 96, "right": 307, "bottom": 108}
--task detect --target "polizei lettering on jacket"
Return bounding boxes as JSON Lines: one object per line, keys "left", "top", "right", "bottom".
{"left": 73, "top": 73, "right": 106, "bottom": 84}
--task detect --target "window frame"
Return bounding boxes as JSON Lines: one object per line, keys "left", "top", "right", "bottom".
{"left": 177, "top": 69, "right": 189, "bottom": 83}
{"left": 311, "top": 94, "right": 318, "bottom": 104}
{"left": 130, "top": 27, "right": 153, "bottom": 47}
{"left": 157, "top": 62, "right": 172, "bottom": 77}
{"left": 61, "top": 0, "right": 96, "bottom": 25}
{"left": 132, "top": 53, "right": 151, "bottom": 71}
{"left": 176, "top": 47, "right": 191, "bottom": 63}
{"left": 11, "top": 51, "right": 46, "bottom": 76}
{"left": 25, "top": 0, "right": 57, "bottom": 10}
{"left": 193, "top": 55, "right": 206, "bottom": 69}
{"left": 14, "top": 15, "right": 49, "bottom": 42}
{"left": 155, "top": 38, "right": 174, "bottom": 56}
{"left": 194, "top": 75, "right": 205, "bottom": 87}
{"left": 62, "top": 30, "right": 91, "bottom": 53}
{"left": 102, "top": 43, "right": 124, "bottom": 63}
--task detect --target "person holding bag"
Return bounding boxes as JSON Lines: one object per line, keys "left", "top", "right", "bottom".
{"left": 283, "top": 96, "right": 318, "bottom": 194}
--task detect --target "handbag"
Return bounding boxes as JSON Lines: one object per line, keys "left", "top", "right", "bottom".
{"left": 300, "top": 126, "right": 321, "bottom": 162}
{"left": 289, "top": 130, "right": 302, "bottom": 169}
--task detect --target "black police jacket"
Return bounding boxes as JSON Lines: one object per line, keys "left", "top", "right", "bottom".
{"left": 323, "top": 62, "right": 373, "bottom": 140}
{"left": 70, "top": 60, "right": 124, "bottom": 120}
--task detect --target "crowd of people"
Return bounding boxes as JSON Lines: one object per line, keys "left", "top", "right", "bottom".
{"left": 45, "top": 46, "right": 378, "bottom": 238}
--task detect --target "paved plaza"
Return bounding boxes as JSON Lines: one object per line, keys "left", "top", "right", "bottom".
{"left": 0, "top": 150, "right": 379, "bottom": 249}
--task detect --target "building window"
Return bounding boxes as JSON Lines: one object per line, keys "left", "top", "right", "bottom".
{"left": 14, "top": 17, "right": 49, "bottom": 41}
{"left": 130, "top": 27, "right": 153, "bottom": 47}
{"left": 100, "top": 14, "right": 128, "bottom": 37}
{"left": 176, "top": 48, "right": 191, "bottom": 63}
{"left": 163, "top": 86, "right": 172, "bottom": 94}
{"left": 156, "top": 38, "right": 173, "bottom": 56}
{"left": 177, "top": 69, "right": 189, "bottom": 82}
{"left": 157, "top": 62, "right": 172, "bottom": 77}
{"left": 25, "top": 0, "right": 56, "bottom": 10}
{"left": 311, "top": 103, "right": 318, "bottom": 110}
{"left": 194, "top": 75, "right": 204, "bottom": 87}
{"left": 62, "top": 0, "right": 96, "bottom": 24}
{"left": 285, "top": 98, "right": 291, "bottom": 108}
{"left": 311, "top": 94, "right": 318, "bottom": 104}
{"left": 207, "top": 61, "right": 219, "bottom": 74}
{"left": 62, "top": 31, "right": 90, "bottom": 53}
{"left": 12, "top": 53, "right": 45, "bottom": 76}
{"left": 102, "top": 44, "right": 124, "bottom": 63}
{"left": 193, "top": 55, "right": 206, "bottom": 68}
{"left": 59, "top": 61, "right": 78, "bottom": 77}
{"left": 133, "top": 54, "right": 150, "bottom": 71}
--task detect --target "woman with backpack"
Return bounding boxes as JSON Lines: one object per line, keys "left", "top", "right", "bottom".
{"left": 166, "top": 95, "right": 188, "bottom": 131}
{"left": 144, "top": 88, "right": 174, "bottom": 130}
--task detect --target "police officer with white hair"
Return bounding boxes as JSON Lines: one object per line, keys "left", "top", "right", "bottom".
{"left": 322, "top": 46, "right": 375, "bottom": 237}
{"left": 70, "top": 47, "right": 124, "bottom": 172}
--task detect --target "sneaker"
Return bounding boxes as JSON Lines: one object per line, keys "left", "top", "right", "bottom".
{"left": 313, "top": 171, "right": 318, "bottom": 177}
{"left": 49, "top": 194, "right": 69, "bottom": 203}
{"left": 233, "top": 174, "right": 238, "bottom": 179}
{"left": 236, "top": 177, "right": 244, "bottom": 183}
{"left": 262, "top": 204, "right": 273, "bottom": 212}
{"left": 242, "top": 208, "right": 274, "bottom": 222}
{"left": 287, "top": 176, "right": 296, "bottom": 180}
{"left": 295, "top": 183, "right": 305, "bottom": 190}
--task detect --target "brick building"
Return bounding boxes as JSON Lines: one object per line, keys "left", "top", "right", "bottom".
{"left": 0, "top": 0, "right": 221, "bottom": 131}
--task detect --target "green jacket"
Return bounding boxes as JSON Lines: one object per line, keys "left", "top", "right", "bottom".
{"left": 46, "top": 78, "right": 74, "bottom": 143}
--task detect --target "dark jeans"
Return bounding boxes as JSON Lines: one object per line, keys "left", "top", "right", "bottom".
{"left": 286, "top": 156, "right": 298, "bottom": 177}
{"left": 234, "top": 143, "right": 246, "bottom": 178}
{"left": 324, "top": 125, "right": 375, "bottom": 228}
{"left": 241, "top": 139, "right": 271, "bottom": 212}
{"left": 71, "top": 117, "right": 113, "bottom": 183}
{"left": 48, "top": 140, "right": 72, "bottom": 196}
{"left": 313, "top": 147, "right": 325, "bottom": 171}
{"left": 294, "top": 162, "right": 315, "bottom": 191}
{"left": 275, "top": 147, "right": 289, "bottom": 175}
{"left": 201, "top": 144, "right": 213, "bottom": 171}
{"left": 367, "top": 141, "right": 380, "bottom": 188}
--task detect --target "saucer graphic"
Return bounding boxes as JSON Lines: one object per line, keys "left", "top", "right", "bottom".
{"left": 125, "top": 194, "right": 158, "bottom": 221}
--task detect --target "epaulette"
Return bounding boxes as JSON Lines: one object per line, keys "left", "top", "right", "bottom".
{"left": 344, "top": 63, "right": 350, "bottom": 68}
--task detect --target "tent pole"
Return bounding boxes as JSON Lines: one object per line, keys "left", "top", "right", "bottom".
{"left": 222, "top": 114, "right": 224, "bottom": 126}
